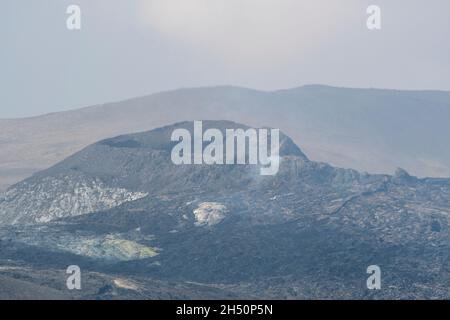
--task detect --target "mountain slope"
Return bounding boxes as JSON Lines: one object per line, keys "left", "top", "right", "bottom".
{"left": 1, "top": 85, "right": 450, "bottom": 191}
{"left": 0, "top": 121, "right": 304, "bottom": 224}
{"left": 0, "top": 121, "right": 449, "bottom": 299}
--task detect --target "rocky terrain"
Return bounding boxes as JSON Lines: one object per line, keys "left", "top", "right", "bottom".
{"left": 0, "top": 121, "right": 449, "bottom": 299}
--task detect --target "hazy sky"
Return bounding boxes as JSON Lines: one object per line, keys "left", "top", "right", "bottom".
{"left": 1, "top": 0, "right": 449, "bottom": 118}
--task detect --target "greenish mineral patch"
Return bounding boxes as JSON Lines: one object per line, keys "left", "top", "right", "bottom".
{"left": 102, "top": 237, "right": 159, "bottom": 260}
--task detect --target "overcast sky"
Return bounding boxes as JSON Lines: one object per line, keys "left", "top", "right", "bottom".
{"left": 1, "top": 0, "right": 449, "bottom": 118}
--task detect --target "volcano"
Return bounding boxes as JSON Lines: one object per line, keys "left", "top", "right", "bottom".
{"left": 0, "top": 121, "right": 449, "bottom": 299}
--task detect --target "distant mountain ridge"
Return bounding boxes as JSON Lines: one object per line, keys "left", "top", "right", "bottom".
{"left": 1, "top": 85, "right": 450, "bottom": 192}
